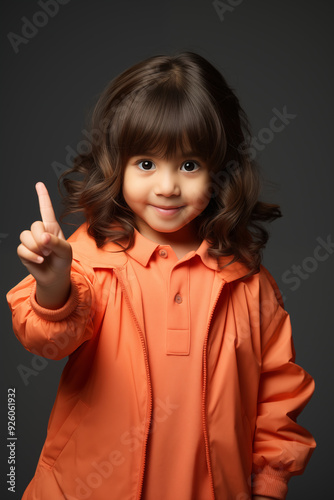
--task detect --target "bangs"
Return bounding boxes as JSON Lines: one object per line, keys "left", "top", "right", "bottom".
{"left": 113, "top": 81, "right": 227, "bottom": 167}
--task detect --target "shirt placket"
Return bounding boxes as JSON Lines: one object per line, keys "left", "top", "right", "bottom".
{"left": 166, "top": 262, "right": 190, "bottom": 355}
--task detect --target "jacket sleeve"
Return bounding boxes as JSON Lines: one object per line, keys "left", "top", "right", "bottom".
{"left": 6, "top": 260, "right": 96, "bottom": 360}
{"left": 251, "top": 267, "right": 316, "bottom": 499}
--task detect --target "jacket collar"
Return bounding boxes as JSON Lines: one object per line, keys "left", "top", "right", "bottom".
{"left": 69, "top": 223, "right": 128, "bottom": 268}
{"left": 68, "top": 223, "right": 251, "bottom": 283}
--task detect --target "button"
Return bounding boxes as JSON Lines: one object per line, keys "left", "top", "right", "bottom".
{"left": 159, "top": 249, "right": 168, "bottom": 258}
{"left": 174, "top": 293, "right": 183, "bottom": 304}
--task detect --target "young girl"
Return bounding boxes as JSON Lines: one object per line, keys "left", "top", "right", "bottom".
{"left": 7, "top": 52, "right": 315, "bottom": 500}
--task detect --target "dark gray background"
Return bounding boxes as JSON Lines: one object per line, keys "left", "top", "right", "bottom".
{"left": 1, "top": 0, "right": 333, "bottom": 498}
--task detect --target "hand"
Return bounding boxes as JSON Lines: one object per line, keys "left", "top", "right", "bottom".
{"left": 17, "top": 182, "right": 72, "bottom": 308}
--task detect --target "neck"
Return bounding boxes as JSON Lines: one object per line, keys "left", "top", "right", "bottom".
{"left": 137, "top": 221, "right": 202, "bottom": 259}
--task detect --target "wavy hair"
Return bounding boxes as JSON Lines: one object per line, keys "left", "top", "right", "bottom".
{"left": 60, "top": 51, "right": 281, "bottom": 275}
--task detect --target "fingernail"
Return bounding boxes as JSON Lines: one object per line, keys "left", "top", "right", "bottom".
{"left": 42, "top": 249, "right": 51, "bottom": 256}
{"left": 36, "top": 256, "right": 44, "bottom": 263}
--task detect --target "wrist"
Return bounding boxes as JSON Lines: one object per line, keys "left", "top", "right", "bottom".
{"left": 36, "top": 274, "right": 71, "bottom": 309}
{"left": 253, "top": 497, "right": 277, "bottom": 500}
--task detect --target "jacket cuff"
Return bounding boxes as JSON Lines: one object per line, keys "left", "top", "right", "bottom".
{"left": 252, "top": 464, "right": 290, "bottom": 499}
{"left": 29, "top": 281, "right": 80, "bottom": 322}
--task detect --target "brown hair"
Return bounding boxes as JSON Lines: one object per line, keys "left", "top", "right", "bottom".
{"left": 60, "top": 51, "right": 281, "bottom": 275}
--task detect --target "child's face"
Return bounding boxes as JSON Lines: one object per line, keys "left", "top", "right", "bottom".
{"left": 122, "top": 153, "right": 211, "bottom": 244}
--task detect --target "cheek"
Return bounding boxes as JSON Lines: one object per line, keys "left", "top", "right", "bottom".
{"left": 190, "top": 179, "right": 211, "bottom": 211}
{"left": 122, "top": 173, "right": 140, "bottom": 205}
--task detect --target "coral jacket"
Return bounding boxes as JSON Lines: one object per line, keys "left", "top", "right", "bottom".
{"left": 7, "top": 224, "right": 316, "bottom": 500}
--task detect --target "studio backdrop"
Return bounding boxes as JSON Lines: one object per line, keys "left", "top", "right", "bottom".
{"left": 1, "top": 0, "right": 333, "bottom": 498}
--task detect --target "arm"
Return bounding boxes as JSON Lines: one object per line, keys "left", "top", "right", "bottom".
{"left": 252, "top": 269, "right": 316, "bottom": 499}
{"left": 7, "top": 261, "right": 95, "bottom": 359}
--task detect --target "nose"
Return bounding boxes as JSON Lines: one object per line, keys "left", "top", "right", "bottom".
{"left": 154, "top": 170, "right": 181, "bottom": 197}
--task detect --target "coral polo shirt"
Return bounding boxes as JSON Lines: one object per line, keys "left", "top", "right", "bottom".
{"left": 126, "top": 229, "right": 219, "bottom": 500}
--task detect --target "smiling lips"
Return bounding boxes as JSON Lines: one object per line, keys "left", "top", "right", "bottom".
{"left": 151, "top": 205, "right": 184, "bottom": 216}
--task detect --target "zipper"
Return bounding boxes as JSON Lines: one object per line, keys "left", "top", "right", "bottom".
{"left": 202, "top": 279, "right": 225, "bottom": 500}
{"left": 114, "top": 268, "right": 153, "bottom": 500}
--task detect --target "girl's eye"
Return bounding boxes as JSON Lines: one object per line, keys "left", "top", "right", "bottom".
{"left": 137, "top": 160, "right": 155, "bottom": 171}
{"left": 181, "top": 161, "right": 200, "bottom": 172}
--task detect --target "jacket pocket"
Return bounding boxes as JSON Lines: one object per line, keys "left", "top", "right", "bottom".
{"left": 40, "top": 399, "right": 90, "bottom": 468}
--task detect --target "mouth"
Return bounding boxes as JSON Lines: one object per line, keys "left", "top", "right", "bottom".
{"left": 151, "top": 205, "right": 185, "bottom": 216}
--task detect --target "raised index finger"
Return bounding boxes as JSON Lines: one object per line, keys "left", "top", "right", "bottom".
{"left": 35, "top": 182, "right": 58, "bottom": 226}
